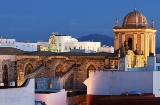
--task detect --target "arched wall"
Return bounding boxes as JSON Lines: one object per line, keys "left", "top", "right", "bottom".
{"left": 24, "top": 63, "right": 34, "bottom": 75}
{"left": 3, "top": 64, "right": 9, "bottom": 86}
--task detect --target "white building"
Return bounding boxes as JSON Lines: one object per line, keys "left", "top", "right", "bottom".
{"left": 0, "top": 36, "right": 37, "bottom": 51}
{"left": 0, "top": 37, "right": 15, "bottom": 47}
{"left": 38, "top": 32, "right": 101, "bottom": 52}
{"left": 15, "top": 42, "right": 37, "bottom": 52}
{"left": 97, "top": 45, "right": 114, "bottom": 53}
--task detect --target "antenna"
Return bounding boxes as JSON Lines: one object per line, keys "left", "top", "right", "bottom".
{"left": 134, "top": 1, "right": 136, "bottom": 10}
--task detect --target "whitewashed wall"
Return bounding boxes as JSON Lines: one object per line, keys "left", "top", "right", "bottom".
{"left": 84, "top": 71, "right": 159, "bottom": 96}
{"left": 0, "top": 79, "right": 35, "bottom": 105}
{"left": 0, "top": 39, "right": 15, "bottom": 47}
{"left": 0, "top": 38, "right": 37, "bottom": 51}
{"left": 51, "top": 35, "right": 100, "bottom": 52}
{"left": 65, "top": 42, "right": 101, "bottom": 52}
{"left": 35, "top": 89, "right": 67, "bottom": 105}
{"left": 153, "top": 71, "right": 160, "bottom": 97}
{"left": 97, "top": 45, "right": 114, "bottom": 53}
{"left": 147, "top": 57, "right": 156, "bottom": 71}
{"left": 37, "top": 42, "right": 49, "bottom": 47}
{"left": 15, "top": 42, "right": 37, "bottom": 51}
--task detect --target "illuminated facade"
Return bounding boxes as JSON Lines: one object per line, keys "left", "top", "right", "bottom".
{"left": 38, "top": 32, "right": 101, "bottom": 52}
{"left": 114, "top": 8, "right": 156, "bottom": 56}
{"left": 111, "top": 8, "right": 157, "bottom": 68}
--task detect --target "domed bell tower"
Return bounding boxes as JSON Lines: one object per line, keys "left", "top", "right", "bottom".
{"left": 113, "top": 8, "right": 157, "bottom": 58}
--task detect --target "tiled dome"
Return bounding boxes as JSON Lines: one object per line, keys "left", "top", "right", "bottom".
{"left": 122, "top": 8, "right": 148, "bottom": 28}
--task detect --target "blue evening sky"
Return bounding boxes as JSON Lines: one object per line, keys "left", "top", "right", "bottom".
{"left": 0, "top": 0, "right": 160, "bottom": 46}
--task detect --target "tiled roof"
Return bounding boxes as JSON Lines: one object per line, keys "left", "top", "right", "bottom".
{"left": 0, "top": 47, "right": 25, "bottom": 55}
{"left": 24, "top": 51, "right": 110, "bottom": 56}
{"left": 0, "top": 47, "right": 110, "bottom": 56}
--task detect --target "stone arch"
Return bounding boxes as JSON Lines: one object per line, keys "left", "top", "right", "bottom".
{"left": 3, "top": 64, "right": 9, "bottom": 86}
{"left": 24, "top": 63, "right": 34, "bottom": 75}
{"left": 128, "top": 38, "right": 132, "bottom": 50}
{"left": 55, "top": 64, "right": 64, "bottom": 76}
{"left": 86, "top": 62, "right": 98, "bottom": 70}
{"left": 87, "top": 64, "right": 96, "bottom": 78}
{"left": 52, "top": 60, "right": 66, "bottom": 77}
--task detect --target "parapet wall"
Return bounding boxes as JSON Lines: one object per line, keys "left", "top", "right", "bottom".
{"left": 84, "top": 70, "right": 158, "bottom": 96}
{"left": 0, "top": 79, "right": 35, "bottom": 105}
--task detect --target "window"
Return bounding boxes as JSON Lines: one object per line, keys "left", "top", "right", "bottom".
{"left": 65, "top": 46, "right": 67, "bottom": 50}
{"left": 128, "top": 38, "right": 132, "bottom": 50}
{"left": 27, "top": 44, "right": 30, "bottom": 47}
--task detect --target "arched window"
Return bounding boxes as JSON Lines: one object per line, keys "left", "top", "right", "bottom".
{"left": 128, "top": 38, "right": 132, "bottom": 50}
{"left": 3, "top": 64, "right": 8, "bottom": 86}
{"left": 87, "top": 65, "right": 96, "bottom": 77}
{"left": 55, "top": 64, "right": 64, "bottom": 76}
{"left": 25, "top": 63, "right": 33, "bottom": 75}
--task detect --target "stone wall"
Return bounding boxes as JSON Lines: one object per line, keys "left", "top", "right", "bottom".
{"left": 16, "top": 55, "right": 107, "bottom": 90}
{"left": 0, "top": 55, "right": 16, "bottom": 84}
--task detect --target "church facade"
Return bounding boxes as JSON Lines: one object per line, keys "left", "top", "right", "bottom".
{"left": 112, "top": 8, "right": 157, "bottom": 68}
{"left": 114, "top": 8, "right": 156, "bottom": 57}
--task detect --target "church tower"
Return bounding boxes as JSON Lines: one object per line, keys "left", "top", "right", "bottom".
{"left": 113, "top": 8, "right": 157, "bottom": 58}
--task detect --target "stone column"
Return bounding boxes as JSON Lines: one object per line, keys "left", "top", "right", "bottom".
{"left": 122, "top": 34, "right": 125, "bottom": 44}
{"left": 151, "top": 34, "right": 153, "bottom": 54}
{"left": 134, "top": 33, "right": 137, "bottom": 51}
{"left": 153, "top": 33, "right": 156, "bottom": 55}
{"left": 114, "top": 33, "right": 119, "bottom": 50}
{"left": 144, "top": 33, "right": 147, "bottom": 58}
{"left": 141, "top": 34, "right": 144, "bottom": 54}
{"left": 147, "top": 33, "right": 149, "bottom": 56}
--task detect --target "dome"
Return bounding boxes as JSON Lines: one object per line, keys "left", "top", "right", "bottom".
{"left": 128, "top": 91, "right": 142, "bottom": 95}
{"left": 122, "top": 8, "right": 148, "bottom": 27}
